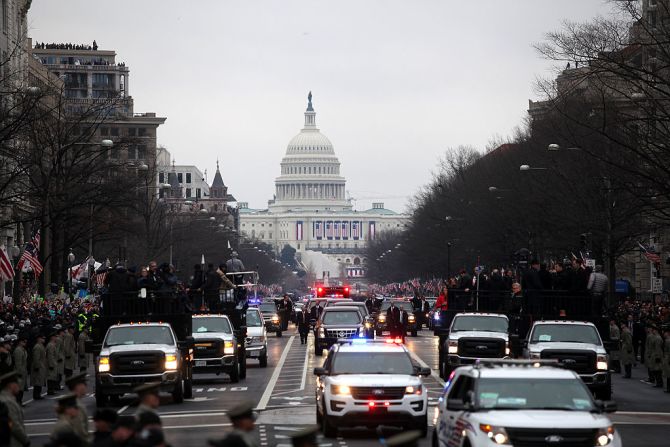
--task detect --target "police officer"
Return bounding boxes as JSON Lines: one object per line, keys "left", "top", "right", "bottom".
{"left": 134, "top": 383, "right": 161, "bottom": 423}
{"left": 30, "top": 334, "right": 46, "bottom": 400}
{"left": 290, "top": 425, "right": 319, "bottom": 447}
{"left": 46, "top": 333, "right": 59, "bottom": 395}
{"left": 63, "top": 326, "right": 76, "bottom": 378}
{"left": 50, "top": 394, "right": 84, "bottom": 445}
{"left": 12, "top": 337, "right": 28, "bottom": 404}
{"left": 77, "top": 328, "right": 90, "bottom": 372}
{"left": 65, "top": 373, "right": 90, "bottom": 443}
{"left": 0, "top": 372, "right": 29, "bottom": 447}
{"left": 209, "top": 401, "right": 258, "bottom": 447}
{"left": 620, "top": 323, "right": 634, "bottom": 379}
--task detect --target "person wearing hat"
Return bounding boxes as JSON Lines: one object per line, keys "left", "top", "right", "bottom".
{"left": 31, "top": 334, "right": 47, "bottom": 400}
{"left": 289, "top": 425, "right": 319, "bottom": 447}
{"left": 209, "top": 401, "right": 258, "bottom": 447}
{"left": 0, "top": 372, "right": 29, "bottom": 447}
{"left": 0, "top": 338, "right": 13, "bottom": 377}
{"left": 55, "top": 327, "right": 65, "bottom": 389}
{"left": 63, "top": 326, "right": 76, "bottom": 378}
{"left": 383, "top": 430, "right": 422, "bottom": 447}
{"left": 134, "top": 383, "right": 161, "bottom": 422}
{"left": 50, "top": 394, "right": 85, "bottom": 445}
{"left": 101, "top": 415, "right": 135, "bottom": 447}
{"left": 12, "top": 337, "right": 27, "bottom": 404}
{"left": 46, "top": 333, "right": 59, "bottom": 395}
{"left": 65, "top": 373, "right": 90, "bottom": 443}
{"left": 92, "top": 408, "right": 117, "bottom": 446}
{"left": 77, "top": 328, "right": 90, "bottom": 373}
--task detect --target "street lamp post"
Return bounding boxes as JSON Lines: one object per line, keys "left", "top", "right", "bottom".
{"left": 67, "top": 249, "right": 75, "bottom": 294}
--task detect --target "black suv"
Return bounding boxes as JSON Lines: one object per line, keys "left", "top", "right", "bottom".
{"left": 314, "top": 306, "right": 365, "bottom": 356}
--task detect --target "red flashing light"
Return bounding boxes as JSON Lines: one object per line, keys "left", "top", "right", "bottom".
{"left": 384, "top": 401, "right": 390, "bottom": 407}
{"left": 344, "top": 287, "right": 350, "bottom": 292}
{"left": 384, "top": 338, "right": 403, "bottom": 344}
{"left": 368, "top": 401, "right": 375, "bottom": 407}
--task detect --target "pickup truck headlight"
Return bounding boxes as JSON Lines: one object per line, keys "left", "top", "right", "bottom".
{"left": 505, "top": 342, "right": 510, "bottom": 356}
{"left": 331, "top": 384, "right": 351, "bottom": 395}
{"left": 448, "top": 340, "right": 458, "bottom": 354}
{"left": 405, "top": 385, "right": 422, "bottom": 395}
{"left": 271, "top": 314, "right": 280, "bottom": 323}
{"left": 224, "top": 341, "right": 235, "bottom": 355}
{"left": 408, "top": 314, "right": 415, "bottom": 322}
{"left": 595, "top": 426, "right": 615, "bottom": 445}
{"left": 597, "top": 355, "right": 608, "bottom": 371}
{"left": 165, "top": 354, "right": 178, "bottom": 371}
{"left": 98, "top": 356, "right": 110, "bottom": 373}
{"left": 480, "top": 424, "right": 510, "bottom": 444}
{"left": 364, "top": 321, "right": 372, "bottom": 329}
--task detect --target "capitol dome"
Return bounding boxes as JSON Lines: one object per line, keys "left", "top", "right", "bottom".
{"left": 269, "top": 92, "right": 352, "bottom": 213}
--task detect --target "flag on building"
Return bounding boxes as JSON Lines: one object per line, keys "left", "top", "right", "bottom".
{"left": 16, "top": 229, "right": 43, "bottom": 277}
{"left": 352, "top": 222, "right": 359, "bottom": 239}
{"left": 637, "top": 242, "right": 662, "bottom": 264}
{"left": 296, "top": 221, "right": 304, "bottom": 241}
{"left": 369, "top": 221, "right": 376, "bottom": 241}
{"left": 0, "top": 246, "right": 14, "bottom": 281}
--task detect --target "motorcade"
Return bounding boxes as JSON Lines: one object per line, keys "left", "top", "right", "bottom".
{"left": 191, "top": 314, "right": 241, "bottom": 382}
{"left": 331, "top": 301, "right": 375, "bottom": 338}
{"left": 433, "top": 359, "right": 621, "bottom": 447}
{"left": 524, "top": 320, "right": 612, "bottom": 400}
{"left": 245, "top": 307, "right": 268, "bottom": 367}
{"left": 257, "top": 301, "right": 283, "bottom": 337}
{"left": 316, "top": 285, "right": 351, "bottom": 298}
{"left": 376, "top": 300, "right": 418, "bottom": 337}
{"left": 314, "top": 306, "right": 366, "bottom": 356}
{"left": 314, "top": 339, "right": 431, "bottom": 438}
{"left": 438, "top": 313, "right": 511, "bottom": 379}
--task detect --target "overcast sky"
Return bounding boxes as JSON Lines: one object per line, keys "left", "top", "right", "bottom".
{"left": 29, "top": 0, "right": 614, "bottom": 212}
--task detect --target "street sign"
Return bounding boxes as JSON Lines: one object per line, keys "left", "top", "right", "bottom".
{"left": 652, "top": 278, "right": 663, "bottom": 294}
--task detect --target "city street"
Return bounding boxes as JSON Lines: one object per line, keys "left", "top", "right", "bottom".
{"left": 23, "top": 325, "right": 670, "bottom": 447}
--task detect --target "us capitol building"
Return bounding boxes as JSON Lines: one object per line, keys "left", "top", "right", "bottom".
{"left": 238, "top": 93, "right": 409, "bottom": 279}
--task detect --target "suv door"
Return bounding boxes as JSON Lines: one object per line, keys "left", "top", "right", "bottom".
{"left": 439, "top": 374, "right": 475, "bottom": 446}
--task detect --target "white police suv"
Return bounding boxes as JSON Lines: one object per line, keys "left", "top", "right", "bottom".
{"left": 314, "top": 339, "right": 431, "bottom": 438}
{"left": 433, "top": 359, "right": 621, "bottom": 447}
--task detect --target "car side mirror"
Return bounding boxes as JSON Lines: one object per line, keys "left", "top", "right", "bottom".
{"left": 417, "top": 366, "right": 431, "bottom": 377}
{"left": 179, "top": 336, "right": 194, "bottom": 350}
{"left": 313, "top": 367, "right": 328, "bottom": 376}
{"left": 595, "top": 400, "right": 617, "bottom": 413}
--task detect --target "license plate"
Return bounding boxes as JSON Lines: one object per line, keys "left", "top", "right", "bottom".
{"left": 248, "top": 351, "right": 259, "bottom": 358}
{"left": 195, "top": 360, "right": 206, "bottom": 367}
{"left": 369, "top": 406, "right": 387, "bottom": 414}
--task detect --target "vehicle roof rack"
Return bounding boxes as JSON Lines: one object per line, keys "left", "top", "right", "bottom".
{"left": 473, "top": 359, "right": 562, "bottom": 369}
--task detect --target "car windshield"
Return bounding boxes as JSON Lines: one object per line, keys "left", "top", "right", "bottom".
{"left": 530, "top": 324, "right": 602, "bottom": 345}
{"left": 332, "top": 352, "right": 414, "bottom": 375}
{"left": 451, "top": 316, "right": 508, "bottom": 333}
{"left": 193, "top": 317, "right": 232, "bottom": 334}
{"left": 476, "top": 378, "right": 595, "bottom": 411}
{"left": 322, "top": 310, "right": 361, "bottom": 325}
{"left": 104, "top": 326, "right": 174, "bottom": 347}
{"left": 334, "top": 303, "right": 368, "bottom": 316}
{"left": 380, "top": 301, "right": 413, "bottom": 312}
{"left": 259, "top": 304, "right": 277, "bottom": 313}
{"left": 245, "top": 310, "right": 262, "bottom": 327}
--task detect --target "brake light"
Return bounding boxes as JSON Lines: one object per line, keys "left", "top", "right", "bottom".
{"left": 368, "top": 401, "right": 375, "bottom": 407}
{"left": 384, "top": 338, "right": 403, "bottom": 344}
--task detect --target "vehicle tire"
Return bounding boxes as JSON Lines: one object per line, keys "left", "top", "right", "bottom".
{"left": 172, "top": 380, "right": 184, "bottom": 404}
{"left": 259, "top": 353, "right": 268, "bottom": 368}
{"left": 230, "top": 362, "right": 240, "bottom": 383}
{"left": 95, "top": 389, "right": 107, "bottom": 407}
{"left": 322, "top": 412, "right": 337, "bottom": 438}
{"left": 416, "top": 413, "right": 428, "bottom": 437}
{"left": 316, "top": 404, "right": 322, "bottom": 424}
{"left": 432, "top": 431, "right": 439, "bottom": 447}
{"left": 315, "top": 345, "right": 322, "bottom": 356}
{"left": 276, "top": 331, "right": 282, "bottom": 337}
{"left": 184, "top": 378, "right": 193, "bottom": 399}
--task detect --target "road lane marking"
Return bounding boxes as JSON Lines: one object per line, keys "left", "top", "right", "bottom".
{"left": 300, "top": 339, "right": 309, "bottom": 390}
{"left": 257, "top": 335, "right": 295, "bottom": 410}
{"left": 407, "top": 348, "right": 445, "bottom": 387}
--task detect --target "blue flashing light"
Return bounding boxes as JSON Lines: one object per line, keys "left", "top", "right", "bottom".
{"left": 352, "top": 338, "right": 368, "bottom": 344}
{"left": 434, "top": 313, "right": 440, "bottom": 320}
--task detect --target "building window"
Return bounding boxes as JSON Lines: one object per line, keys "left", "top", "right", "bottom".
{"left": 185, "top": 188, "right": 192, "bottom": 198}
{"left": 128, "top": 128, "right": 136, "bottom": 137}
{"left": 177, "top": 173, "right": 183, "bottom": 183}
{"left": 297, "top": 244, "right": 300, "bottom": 250}
{"left": 186, "top": 173, "right": 192, "bottom": 183}
{"left": 196, "top": 188, "right": 201, "bottom": 198}
{"left": 159, "top": 172, "right": 164, "bottom": 183}
{"left": 111, "top": 127, "right": 120, "bottom": 136}
{"left": 269, "top": 232, "right": 273, "bottom": 239}
{"left": 138, "top": 128, "right": 146, "bottom": 136}
{"left": 137, "top": 145, "right": 146, "bottom": 160}
{"left": 100, "top": 127, "right": 109, "bottom": 136}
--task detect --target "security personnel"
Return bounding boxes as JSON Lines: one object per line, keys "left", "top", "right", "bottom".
{"left": 647, "top": 325, "right": 664, "bottom": 388}
{"left": 77, "top": 328, "right": 89, "bottom": 372}
{"left": 289, "top": 425, "right": 319, "bottom": 447}
{"left": 134, "top": 383, "right": 161, "bottom": 423}
{"left": 55, "top": 327, "right": 65, "bottom": 389}
{"left": 46, "top": 333, "right": 59, "bottom": 395}
{"left": 65, "top": 372, "right": 90, "bottom": 443}
{"left": 609, "top": 320, "right": 621, "bottom": 374}
{"left": 30, "top": 334, "right": 46, "bottom": 400}
{"left": 50, "top": 394, "right": 84, "bottom": 445}
{"left": 63, "top": 326, "right": 76, "bottom": 378}
{"left": 12, "top": 337, "right": 28, "bottom": 404}
{"left": 620, "top": 324, "right": 634, "bottom": 379}
{"left": 0, "top": 372, "right": 29, "bottom": 447}
{"left": 663, "top": 328, "right": 670, "bottom": 393}
{"left": 209, "top": 401, "right": 258, "bottom": 447}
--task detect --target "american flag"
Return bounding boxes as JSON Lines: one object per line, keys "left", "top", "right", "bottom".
{"left": 95, "top": 271, "right": 108, "bottom": 287}
{"left": 16, "top": 229, "right": 43, "bottom": 277}
{"left": 638, "top": 242, "right": 661, "bottom": 264}
{"left": 326, "top": 221, "right": 333, "bottom": 239}
{"left": 342, "top": 221, "right": 349, "bottom": 239}
{"left": 352, "top": 222, "right": 359, "bottom": 239}
{"left": 0, "top": 246, "right": 14, "bottom": 281}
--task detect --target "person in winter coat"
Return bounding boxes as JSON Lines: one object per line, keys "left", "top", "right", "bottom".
{"left": 645, "top": 326, "right": 664, "bottom": 388}
{"left": 104, "top": 263, "right": 132, "bottom": 295}
{"left": 46, "top": 333, "right": 59, "bottom": 395}
{"left": 386, "top": 302, "right": 403, "bottom": 340}
{"left": 55, "top": 327, "right": 65, "bottom": 388}
{"left": 0, "top": 372, "right": 29, "bottom": 447}
{"left": 31, "top": 334, "right": 47, "bottom": 400}
{"left": 296, "top": 306, "right": 310, "bottom": 345}
{"left": 63, "top": 326, "right": 76, "bottom": 378}
{"left": 663, "top": 328, "right": 670, "bottom": 393}
{"left": 77, "top": 329, "right": 89, "bottom": 372}
{"left": 188, "top": 264, "right": 205, "bottom": 311}
{"left": 204, "top": 264, "right": 222, "bottom": 311}
{"left": 609, "top": 320, "right": 621, "bottom": 374}
{"left": 12, "top": 338, "right": 28, "bottom": 403}
{"left": 619, "top": 324, "right": 634, "bottom": 379}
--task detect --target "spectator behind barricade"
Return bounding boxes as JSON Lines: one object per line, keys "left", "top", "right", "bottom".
{"left": 435, "top": 286, "right": 448, "bottom": 311}
{"left": 146, "top": 261, "right": 163, "bottom": 290}
{"left": 126, "top": 266, "right": 138, "bottom": 292}
{"left": 158, "top": 264, "right": 177, "bottom": 292}
{"left": 571, "top": 259, "right": 589, "bottom": 292}
{"left": 137, "top": 267, "right": 150, "bottom": 289}
{"left": 503, "top": 270, "right": 514, "bottom": 290}
{"left": 587, "top": 265, "right": 608, "bottom": 316}
{"left": 521, "top": 260, "right": 543, "bottom": 291}
{"left": 204, "top": 264, "right": 222, "bottom": 312}
{"left": 539, "top": 263, "right": 552, "bottom": 290}
{"left": 457, "top": 269, "right": 471, "bottom": 291}
{"left": 104, "top": 263, "right": 131, "bottom": 295}
{"left": 552, "top": 262, "right": 569, "bottom": 290}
